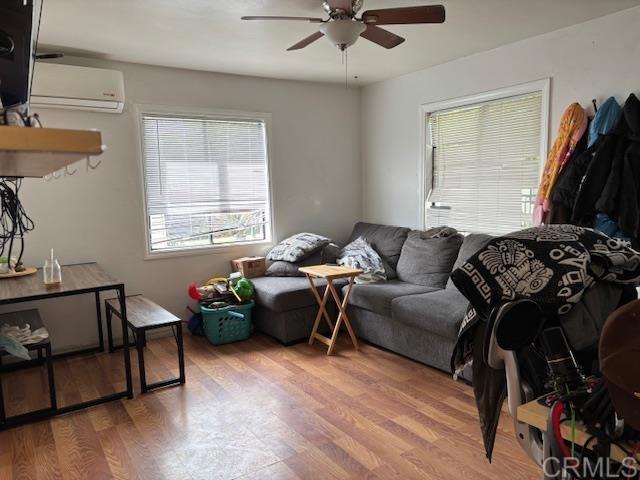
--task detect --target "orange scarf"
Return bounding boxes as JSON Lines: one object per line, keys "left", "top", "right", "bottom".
{"left": 534, "top": 103, "right": 587, "bottom": 225}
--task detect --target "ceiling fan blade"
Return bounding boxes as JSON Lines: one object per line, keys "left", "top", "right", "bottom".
{"left": 360, "top": 25, "right": 405, "bottom": 49}
{"left": 326, "top": 0, "right": 353, "bottom": 15}
{"left": 361, "top": 5, "right": 445, "bottom": 25}
{"left": 241, "top": 16, "right": 324, "bottom": 23}
{"left": 287, "top": 31, "right": 325, "bottom": 51}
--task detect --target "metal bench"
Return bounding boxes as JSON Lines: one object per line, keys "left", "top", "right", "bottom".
{"left": 0, "top": 309, "right": 56, "bottom": 429}
{"left": 105, "top": 295, "right": 185, "bottom": 393}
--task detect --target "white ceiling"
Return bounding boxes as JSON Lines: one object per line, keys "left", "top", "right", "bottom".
{"left": 38, "top": 0, "right": 640, "bottom": 85}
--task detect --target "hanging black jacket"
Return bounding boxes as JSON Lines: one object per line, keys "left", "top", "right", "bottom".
{"left": 612, "top": 94, "right": 640, "bottom": 239}
{"left": 548, "top": 121, "right": 591, "bottom": 223}
{"left": 572, "top": 95, "right": 635, "bottom": 226}
{"left": 595, "top": 95, "right": 640, "bottom": 219}
{"left": 552, "top": 138, "right": 601, "bottom": 215}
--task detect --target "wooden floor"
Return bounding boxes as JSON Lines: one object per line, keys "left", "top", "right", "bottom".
{"left": 0, "top": 333, "right": 540, "bottom": 480}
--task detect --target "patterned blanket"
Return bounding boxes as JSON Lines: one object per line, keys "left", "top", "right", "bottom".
{"left": 449, "top": 224, "right": 640, "bottom": 461}
{"left": 451, "top": 224, "right": 640, "bottom": 374}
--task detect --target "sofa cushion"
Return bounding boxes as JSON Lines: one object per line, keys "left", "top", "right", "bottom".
{"left": 446, "top": 233, "right": 494, "bottom": 289}
{"left": 252, "top": 276, "right": 346, "bottom": 312}
{"left": 348, "top": 222, "right": 411, "bottom": 279}
{"left": 391, "top": 288, "right": 470, "bottom": 339}
{"left": 344, "top": 280, "right": 437, "bottom": 316}
{"left": 396, "top": 231, "right": 463, "bottom": 288}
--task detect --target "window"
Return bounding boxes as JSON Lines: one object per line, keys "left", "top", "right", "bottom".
{"left": 423, "top": 82, "right": 548, "bottom": 235}
{"left": 139, "top": 110, "right": 272, "bottom": 255}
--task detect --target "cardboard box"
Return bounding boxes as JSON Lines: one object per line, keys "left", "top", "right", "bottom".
{"left": 230, "top": 256, "right": 266, "bottom": 279}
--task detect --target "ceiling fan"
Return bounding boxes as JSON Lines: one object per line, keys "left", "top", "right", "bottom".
{"left": 241, "top": 0, "right": 445, "bottom": 52}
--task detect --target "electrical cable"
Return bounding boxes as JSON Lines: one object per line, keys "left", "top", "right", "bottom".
{"left": 571, "top": 401, "right": 577, "bottom": 458}
{"left": 0, "top": 178, "right": 35, "bottom": 268}
{"left": 553, "top": 401, "right": 573, "bottom": 459}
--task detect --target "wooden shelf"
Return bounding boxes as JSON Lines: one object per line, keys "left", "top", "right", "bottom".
{"left": 517, "top": 398, "right": 636, "bottom": 463}
{"left": 0, "top": 126, "right": 103, "bottom": 178}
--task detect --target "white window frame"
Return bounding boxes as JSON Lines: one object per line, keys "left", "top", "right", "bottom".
{"left": 418, "top": 79, "right": 551, "bottom": 230}
{"left": 134, "top": 104, "right": 275, "bottom": 260}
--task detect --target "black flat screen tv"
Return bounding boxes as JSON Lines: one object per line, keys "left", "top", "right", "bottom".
{"left": 0, "top": 0, "right": 34, "bottom": 109}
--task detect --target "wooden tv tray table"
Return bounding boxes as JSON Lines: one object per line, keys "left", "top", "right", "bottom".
{"left": 517, "top": 399, "right": 639, "bottom": 464}
{"left": 299, "top": 265, "right": 363, "bottom": 355}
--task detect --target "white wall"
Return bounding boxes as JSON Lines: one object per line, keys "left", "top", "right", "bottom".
{"left": 9, "top": 59, "right": 362, "bottom": 352}
{"left": 361, "top": 6, "right": 640, "bottom": 229}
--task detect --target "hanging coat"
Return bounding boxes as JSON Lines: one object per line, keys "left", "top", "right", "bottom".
{"left": 610, "top": 94, "right": 640, "bottom": 239}
{"left": 534, "top": 103, "right": 588, "bottom": 225}
{"left": 588, "top": 96, "right": 622, "bottom": 147}
{"left": 547, "top": 119, "right": 590, "bottom": 223}
{"left": 574, "top": 94, "right": 640, "bottom": 241}
{"left": 551, "top": 97, "right": 622, "bottom": 221}
{"left": 551, "top": 138, "right": 600, "bottom": 216}
{"left": 572, "top": 106, "right": 630, "bottom": 226}
{"left": 593, "top": 95, "right": 638, "bottom": 220}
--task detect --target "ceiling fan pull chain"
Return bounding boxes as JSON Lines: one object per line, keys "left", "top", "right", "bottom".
{"left": 345, "top": 48, "right": 348, "bottom": 89}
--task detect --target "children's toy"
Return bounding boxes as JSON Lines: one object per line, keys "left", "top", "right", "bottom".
{"left": 187, "top": 273, "right": 255, "bottom": 305}
{"left": 234, "top": 278, "right": 255, "bottom": 301}
{"left": 187, "top": 273, "right": 257, "bottom": 343}
{"left": 188, "top": 277, "right": 229, "bottom": 302}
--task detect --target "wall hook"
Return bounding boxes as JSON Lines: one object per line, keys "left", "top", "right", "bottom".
{"left": 52, "top": 169, "right": 63, "bottom": 180}
{"left": 65, "top": 164, "right": 77, "bottom": 176}
{"left": 86, "top": 156, "right": 102, "bottom": 171}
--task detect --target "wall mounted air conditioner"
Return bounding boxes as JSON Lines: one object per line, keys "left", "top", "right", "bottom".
{"left": 31, "top": 63, "right": 125, "bottom": 113}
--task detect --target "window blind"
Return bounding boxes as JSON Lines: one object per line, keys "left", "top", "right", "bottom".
{"left": 141, "top": 113, "right": 270, "bottom": 253}
{"left": 425, "top": 92, "right": 542, "bottom": 235}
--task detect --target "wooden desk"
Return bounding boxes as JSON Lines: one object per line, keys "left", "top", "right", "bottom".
{"left": 0, "top": 263, "right": 133, "bottom": 430}
{"left": 299, "top": 265, "right": 363, "bottom": 355}
{"left": 517, "top": 399, "right": 638, "bottom": 463}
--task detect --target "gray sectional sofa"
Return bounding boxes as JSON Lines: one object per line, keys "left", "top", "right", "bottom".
{"left": 251, "top": 222, "right": 491, "bottom": 374}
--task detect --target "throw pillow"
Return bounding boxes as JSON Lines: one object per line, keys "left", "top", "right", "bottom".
{"left": 337, "top": 237, "right": 386, "bottom": 283}
{"left": 264, "top": 243, "right": 340, "bottom": 277}
{"left": 265, "top": 251, "right": 322, "bottom": 277}
{"left": 396, "top": 231, "right": 463, "bottom": 288}
{"left": 267, "top": 233, "right": 331, "bottom": 263}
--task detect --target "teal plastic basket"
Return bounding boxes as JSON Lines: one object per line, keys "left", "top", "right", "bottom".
{"left": 201, "top": 301, "right": 254, "bottom": 345}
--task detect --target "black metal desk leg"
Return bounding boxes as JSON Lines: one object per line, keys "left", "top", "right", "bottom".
{"left": 176, "top": 323, "right": 185, "bottom": 384}
{"left": 105, "top": 304, "right": 115, "bottom": 353}
{"left": 137, "top": 330, "right": 147, "bottom": 394}
{"left": 45, "top": 344, "right": 57, "bottom": 410}
{"left": 0, "top": 355, "right": 5, "bottom": 424}
{"left": 95, "top": 291, "right": 104, "bottom": 352}
{"left": 119, "top": 287, "right": 133, "bottom": 399}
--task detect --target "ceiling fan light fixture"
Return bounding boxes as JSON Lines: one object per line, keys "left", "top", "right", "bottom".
{"left": 319, "top": 19, "right": 366, "bottom": 50}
